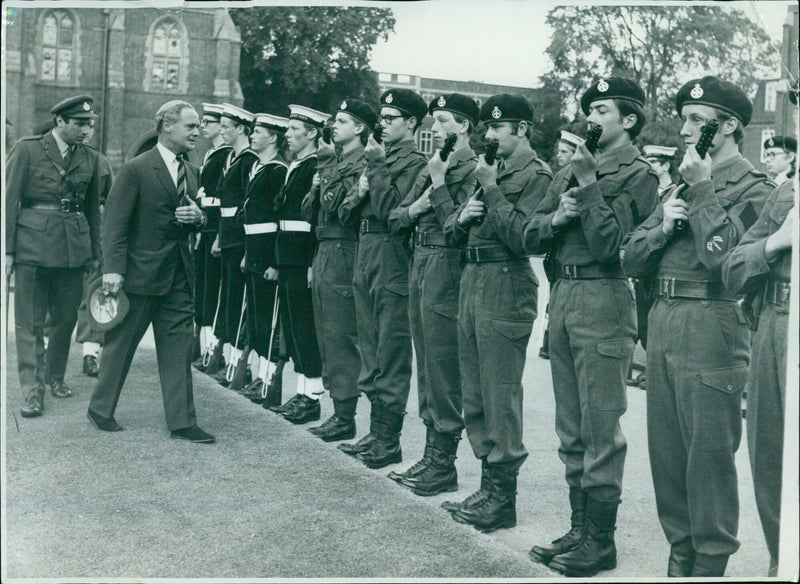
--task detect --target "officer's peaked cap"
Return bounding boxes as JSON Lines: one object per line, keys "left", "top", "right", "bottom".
{"left": 50, "top": 95, "right": 97, "bottom": 119}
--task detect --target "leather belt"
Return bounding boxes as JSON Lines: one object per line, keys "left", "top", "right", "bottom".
{"left": 24, "top": 199, "right": 83, "bottom": 213}
{"left": 280, "top": 220, "right": 311, "bottom": 232}
{"left": 220, "top": 207, "right": 238, "bottom": 217}
{"left": 764, "top": 280, "right": 790, "bottom": 307}
{"left": 244, "top": 222, "right": 278, "bottom": 235}
{"left": 655, "top": 277, "right": 737, "bottom": 301}
{"left": 556, "top": 263, "right": 625, "bottom": 280}
{"left": 200, "top": 197, "right": 220, "bottom": 207}
{"left": 464, "top": 246, "right": 518, "bottom": 263}
{"left": 360, "top": 218, "right": 388, "bottom": 234}
{"left": 413, "top": 230, "right": 450, "bottom": 248}
{"left": 316, "top": 225, "right": 357, "bottom": 241}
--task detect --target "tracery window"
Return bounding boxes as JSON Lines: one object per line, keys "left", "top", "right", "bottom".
{"left": 41, "top": 10, "right": 76, "bottom": 83}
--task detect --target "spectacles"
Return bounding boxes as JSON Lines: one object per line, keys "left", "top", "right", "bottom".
{"left": 379, "top": 114, "right": 406, "bottom": 124}
{"left": 764, "top": 151, "right": 787, "bottom": 160}
{"left": 201, "top": 119, "right": 220, "bottom": 127}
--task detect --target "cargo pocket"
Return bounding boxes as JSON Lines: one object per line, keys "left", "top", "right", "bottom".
{"left": 331, "top": 283, "right": 354, "bottom": 299}
{"left": 491, "top": 318, "right": 533, "bottom": 343}
{"left": 77, "top": 215, "right": 90, "bottom": 234}
{"left": 432, "top": 304, "right": 458, "bottom": 321}
{"left": 384, "top": 282, "right": 410, "bottom": 297}
{"left": 699, "top": 365, "right": 746, "bottom": 452}
{"left": 591, "top": 338, "right": 634, "bottom": 411}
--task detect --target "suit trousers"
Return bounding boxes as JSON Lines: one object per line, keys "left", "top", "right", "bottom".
{"left": 194, "top": 232, "right": 221, "bottom": 326}
{"left": 89, "top": 265, "right": 197, "bottom": 431}
{"left": 278, "top": 266, "right": 322, "bottom": 378}
{"left": 14, "top": 264, "right": 83, "bottom": 400}
{"left": 75, "top": 261, "right": 105, "bottom": 345}
{"left": 214, "top": 246, "right": 246, "bottom": 347}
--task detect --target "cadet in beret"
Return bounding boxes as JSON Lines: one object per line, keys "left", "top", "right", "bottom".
{"left": 337, "top": 89, "right": 427, "bottom": 468}
{"left": 524, "top": 77, "right": 658, "bottom": 576}
{"left": 762, "top": 135, "right": 796, "bottom": 185}
{"left": 642, "top": 145, "right": 678, "bottom": 202}
{"left": 6, "top": 95, "right": 103, "bottom": 418}
{"left": 621, "top": 75, "right": 773, "bottom": 577}
{"left": 387, "top": 93, "right": 479, "bottom": 496}
{"left": 441, "top": 94, "right": 551, "bottom": 533}
{"left": 192, "top": 104, "right": 232, "bottom": 374}
{"left": 301, "top": 99, "right": 376, "bottom": 441}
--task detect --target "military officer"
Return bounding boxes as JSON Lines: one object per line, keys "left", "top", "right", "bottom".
{"left": 6, "top": 95, "right": 102, "bottom": 417}
{"left": 440, "top": 94, "right": 551, "bottom": 533}
{"left": 643, "top": 145, "right": 678, "bottom": 202}
{"left": 386, "top": 93, "right": 479, "bottom": 495}
{"left": 336, "top": 89, "right": 428, "bottom": 469}
{"left": 301, "top": 99, "right": 376, "bottom": 441}
{"left": 523, "top": 78, "right": 658, "bottom": 577}
{"left": 762, "top": 135, "right": 796, "bottom": 185}
{"left": 621, "top": 76, "right": 773, "bottom": 577}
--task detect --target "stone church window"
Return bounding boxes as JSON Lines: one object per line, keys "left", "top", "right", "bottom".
{"left": 150, "top": 18, "right": 184, "bottom": 91}
{"left": 41, "top": 10, "right": 76, "bottom": 83}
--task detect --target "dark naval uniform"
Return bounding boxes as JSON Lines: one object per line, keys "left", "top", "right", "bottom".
{"left": 721, "top": 179, "right": 793, "bottom": 574}
{"left": 7, "top": 122, "right": 102, "bottom": 413}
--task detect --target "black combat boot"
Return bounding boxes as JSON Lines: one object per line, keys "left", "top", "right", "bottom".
{"left": 203, "top": 341, "right": 225, "bottom": 375}
{"left": 389, "top": 425, "right": 435, "bottom": 484}
{"left": 549, "top": 497, "right": 618, "bottom": 577}
{"left": 451, "top": 463, "right": 517, "bottom": 533}
{"left": 529, "top": 488, "right": 587, "bottom": 565}
{"left": 406, "top": 432, "right": 459, "bottom": 496}
{"left": 339, "top": 400, "right": 381, "bottom": 456}
{"left": 667, "top": 537, "right": 695, "bottom": 577}
{"left": 357, "top": 409, "right": 404, "bottom": 469}
{"left": 691, "top": 553, "right": 729, "bottom": 577}
{"left": 442, "top": 458, "right": 491, "bottom": 512}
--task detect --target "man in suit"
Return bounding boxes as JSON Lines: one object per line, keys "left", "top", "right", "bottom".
{"left": 87, "top": 100, "right": 215, "bottom": 443}
{"left": 6, "top": 95, "right": 103, "bottom": 418}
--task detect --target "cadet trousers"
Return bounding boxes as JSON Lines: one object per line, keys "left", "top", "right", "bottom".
{"left": 245, "top": 270, "right": 278, "bottom": 358}
{"left": 215, "top": 246, "right": 246, "bottom": 347}
{"left": 278, "top": 266, "right": 322, "bottom": 378}
{"left": 409, "top": 245, "right": 464, "bottom": 436}
{"left": 548, "top": 277, "right": 633, "bottom": 502}
{"left": 458, "top": 260, "right": 536, "bottom": 467}
{"left": 647, "top": 297, "right": 748, "bottom": 556}
{"left": 194, "top": 231, "right": 221, "bottom": 327}
{"left": 312, "top": 239, "right": 360, "bottom": 417}
{"left": 75, "top": 261, "right": 104, "bottom": 345}
{"left": 352, "top": 233, "right": 412, "bottom": 414}
{"left": 748, "top": 302, "right": 787, "bottom": 564}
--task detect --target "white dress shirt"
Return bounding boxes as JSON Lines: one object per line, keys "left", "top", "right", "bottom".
{"left": 51, "top": 129, "right": 72, "bottom": 161}
{"left": 156, "top": 142, "right": 182, "bottom": 187}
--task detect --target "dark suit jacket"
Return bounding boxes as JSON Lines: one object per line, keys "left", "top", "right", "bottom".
{"left": 103, "top": 146, "right": 202, "bottom": 295}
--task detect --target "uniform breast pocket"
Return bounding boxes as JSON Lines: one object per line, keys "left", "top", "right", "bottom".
{"left": 17, "top": 211, "right": 49, "bottom": 232}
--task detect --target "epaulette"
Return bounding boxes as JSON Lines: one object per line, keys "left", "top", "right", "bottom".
{"left": 19, "top": 134, "right": 44, "bottom": 141}
{"left": 536, "top": 168, "right": 554, "bottom": 179}
{"left": 747, "top": 167, "right": 772, "bottom": 181}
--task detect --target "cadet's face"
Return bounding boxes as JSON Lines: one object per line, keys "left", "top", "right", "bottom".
{"left": 431, "top": 111, "right": 460, "bottom": 148}
{"left": 556, "top": 142, "right": 576, "bottom": 166}
{"left": 58, "top": 117, "right": 94, "bottom": 145}
{"left": 333, "top": 113, "right": 359, "bottom": 144}
{"left": 219, "top": 118, "right": 239, "bottom": 145}
{"left": 679, "top": 104, "right": 722, "bottom": 151}
{"left": 285, "top": 120, "right": 314, "bottom": 154}
{"left": 484, "top": 121, "right": 517, "bottom": 157}
{"left": 379, "top": 107, "right": 409, "bottom": 145}
{"left": 250, "top": 126, "right": 270, "bottom": 152}
{"left": 586, "top": 99, "right": 626, "bottom": 148}
{"left": 201, "top": 116, "right": 221, "bottom": 140}
{"left": 164, "top": 107, "right": 200, "bottom": 153}
{"left": 764, "top": 147, "right": 793, "bottom": 175}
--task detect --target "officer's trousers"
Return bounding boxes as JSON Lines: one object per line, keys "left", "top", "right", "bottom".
{"left": 215, "top": 246, "right": 246, "bottom": 347}
{"left": 75, "top": 261, "right": 104, "bottom": 345}
{"left": 312, "top": 239, "right": 360, "bottom": 417}
{"left": 352, "top": 233, "right": 412, "bottom": 414}
{"left": 549, "top": 277, "right": 634, "bottom": 503}
{"left": 278, "top": 266, "right": 322, "bottom": 378}
{"left": 747, "top": 302, "right": 787, "bottom": 564}
{"left": 194, "top": 231, "right": 221, "bottom": 326}
{"left": 409, "top": 245, "right": 464, "bottom": 435}
{"left": 458, "top": 260, "right": 536, "bottom": 467}
{"left": 647, "top": 297, "right": 748, "bottom": 556}
{"left": 14, "top": 264, "right": 83, "bottom": 399}
{"left": 245, "top": 270, "right": 278, "bottom": 358}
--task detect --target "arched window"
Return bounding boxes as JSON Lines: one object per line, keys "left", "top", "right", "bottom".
{"left": 41, "top": 10, "right": 77, "bottom": 84}
{"left": 150, "top": 18, "right": 185, "bottom": 91}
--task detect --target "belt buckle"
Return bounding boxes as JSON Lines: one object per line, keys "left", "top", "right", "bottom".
{"left": 418, "top": 231, "right": 428, "bottom": 246}
{"left": 360, "top": 218, "right": 368, "bottom": 234}
{"left": 778, "top": 283, "right": 790, "bottom": 305}
{"left": 660, "top": 277, "right": 676, "bottom": 298}
{"left": 60, "top": 198, "right": 71, "bottom": 212}
{"left": 562, "top": 265, "right": 578, "bottom": 279}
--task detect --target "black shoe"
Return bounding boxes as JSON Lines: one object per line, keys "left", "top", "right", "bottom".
{"left": 240, "top": 378, "right": 265, "bottom": 403}
{"left": 170, "top": 425, "right": 216, "bottom": 443}
{"left": 21, "top": 395, "right": 44, "bottom": 418}
{"left": 209, "top": 368, "right": 230, "bottom": 387}
{"left": 282, "top": 395, "right": 321, "bottom": 424}
{"left": 50, "top": 379, "right": 73, "bottom": 398}
{"left": 309, "top": 415, "right": 356, "bottom": 442}
{"left": 270, "top": 393, "right": 303, "bottom": 414}
{"left": 338, "top": 433, "right": 377, "bottom": 456}
{"left": 83, "top": 355, "right": 100, "bottom": 377}
{"left": 192, "top": 356, "right": 207, "bottom": 371}
{"left": 87, "top": 408, "right": 123, "bottom": 432}
{"left": 451, "top": 463, "right": 517, "bottom": 533}
{"left": 389, "top": 426, "right": 436, "bottom": 484}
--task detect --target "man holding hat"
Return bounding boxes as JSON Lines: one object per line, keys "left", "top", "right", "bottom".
{"left": 386, "top": 93, "right": 478, "bottom": 495}
{"left": 621, "top": 76, "right": 773, "bottom": 576}
{"left": 643, "top": 145, "right": 678, "bottom": 201}
{"left": 763, "top": 135, "right": 796, "bottom": 185}
{"left": 524, "top": 77, "right": 658, "bottom": 576}
{"left": 302, "top": 98, "right": 376, "bottom": 441}
{"left": 6, "top": 94, "right": 103, "bottom": 417}
{"left": 336, "top": 89, "right": 427, "bottom": 469}
{"left": 89, "top": 100, "right": 214, "bottom": 443}
{"left": 440, "top": 93, "right": 551, "bottom": 532}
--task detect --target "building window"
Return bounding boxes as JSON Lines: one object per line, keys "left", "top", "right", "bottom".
{"left": 761, "top": 129, "right": 776, "bottom": 163}
{"left": 151, "top": 19, "right": 183, "bottom": 90}
{"left": 419, "top": 130, "right": 434, "bottom": 155}
{"left": 40, "top": 10, "right": 76, "bottom": 84}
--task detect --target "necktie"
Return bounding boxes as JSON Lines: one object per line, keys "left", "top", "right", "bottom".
{"left": 176, "top": 154, "right": 187, "bottom": 203}
{"left": 63, "top": 146, "right": 73, "bottom": 166}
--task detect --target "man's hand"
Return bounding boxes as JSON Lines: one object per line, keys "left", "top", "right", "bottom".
{"left": 409, "top": 187, "right": 433, "bottom": 221}
{"left": 552, "top": 189, "right": 581, "bottom": 228}
{"left": 211, "top": 235, "right": 221, "bottom": 258}
{"left": 307, "top": 267, "right": 313, "bottom": 288}
{"left": 264, "top": 267, "right": 278, "bottom": 281}
{"left": 458, "top": 193, "right": 487, "bottom": 226}
{"left": 175, "top": 196, "right": 204, "bottom": 225}
{"left": 317, "top": 139, "right": 335, "bottom": 158}
{"left": 678, "top": 145, "right": 712, "bottom": 187}
{"left": 5, "top": 254, "right": 14, "bottom": 276}
{"left": 357, "top": 174, "right": 370, "bottom": 200}
{"left": 428, "top": 152, "right": 449, "bottom": 187}
{"left": 661, "top": 197, "right": 690, "bottom": 237}
{"left": 103, "top": 273, "right": 124, "bottom": 294}
{"left": 570, "top": 143, "right": 597, "bottom": 187}
{"left": 364, "top": 134, "right": 386, "bottom": 162}
{"left": 312, "top": 173, "right": 321, "bottom": 189}
{"left": 475, "top": 154, "right": 497, "bottom": 190}
{"left": 765, "top": 211, "right": 795, "bottom": 259}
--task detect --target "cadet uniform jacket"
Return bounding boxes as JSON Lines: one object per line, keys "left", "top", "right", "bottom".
{"left": 198, "top": 145, "right": 232, "bottom": 234}
{"left": 243, "top": 157, "right": 288, "bottom": 275}
{"left": 218, "top": 148, "right": 259, "bottom": 250}
{"left": 275, "top": 154, "right": 317, "bottom": 268}
{"left": 303, "top": 145, "right": 365, "bottom": 238}
{"left": 6, "top": 132, "right": 102, "bottom": 267}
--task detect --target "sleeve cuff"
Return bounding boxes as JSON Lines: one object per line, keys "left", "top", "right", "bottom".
{"left": 574, "top": 181, "right": 602, "bottom": 206}
{"left": 483, "top": 185, "right": 505, "bottom": 207}
{"left": 429, "top": 184, "right": 452, "bottom": 207}
{"left": 646, "top": 225, "right": 668, "bottom": 252}
{"left": 682, "top": 180, "right": 713, "bottom": 204}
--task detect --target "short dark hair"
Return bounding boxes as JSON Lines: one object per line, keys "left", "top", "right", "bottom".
{"left": 452, "top": 113, "right": 474, "bottom": 135}
{"left": 713, "top": 109, "right": 744, "bottom": 144}
{"left": 511, "top": 120, "right": 533, "bottom": 140}
{"left": 300, "top": 121, "right": 321, "bottom": 145}
{"left": 615, "top": 99, "right": 645, "bottom": 140}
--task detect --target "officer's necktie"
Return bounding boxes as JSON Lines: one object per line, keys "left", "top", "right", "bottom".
{"left": 176, "top": 154, "right": 187, "bottom": 203}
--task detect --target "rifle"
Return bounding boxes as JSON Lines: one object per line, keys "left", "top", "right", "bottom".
{"left": 439, "top": 133, "right": 457, "bottom": 161}
{"left": 673, "top": 119, "right": 719, "bottom": 234}
{"left": 473, "top": 138, "right": 500, "bottom": 226}
{"left": 322, "top": 124, "right": 333, "bottom": 145}
{"left": 565, "top": 124, "right": 602, "bottom": 190}
{"left": 372, "top": 124, "right": 384, "bottom": 144}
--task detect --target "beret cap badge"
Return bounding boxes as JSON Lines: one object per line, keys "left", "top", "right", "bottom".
{"left": 767, "top": 137, "right": 774, "bottom": 147}
{"left": 384, "top": 93, "right": 393, "bottom": 104}
{"left": 437, "top": 96, "right": 447, "bottom": 107}
{"left": 597, "top": 79, "right": 609, "bottom": 92}
{"left": 340, "top": 101, "right": 347, "bottom": 110}
{"left": 690, "top": 83, "right": 704, "bottom": 99}
{"left": 491, "top": 106, "right": 502, "bottom": 119}
{"left": 83, "top": 102, "right": 91, "bottom": 111}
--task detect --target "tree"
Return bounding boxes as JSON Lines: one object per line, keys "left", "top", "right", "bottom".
{"left": 230, "top": 7, "right": 395, "bottom": 115}
{"left": 544, "top": 5, "right": 780, "bottom": 121}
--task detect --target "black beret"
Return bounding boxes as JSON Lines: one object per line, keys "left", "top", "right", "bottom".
{"left": 428, "top": 93, "right": 480, "bottom": 126}
{"left": 675, "top": 76, "right": 753, "bottom": 127}
{"left": 336, "top": 99, "right": 378, "bottom": 129}
{"left": 580, "top": 77, "right": 645, "bottom": 116}
{"left": 479, "top": 93, "right": 533, "bottom": 124}
{"left": 379, "top": 89, "right": 428, "bottom": 122}
{"left": 50, "top": 95, "right": 97, "bottom": 119}
{"left": 764, "top": 135, "right": 797, "bottom": 153}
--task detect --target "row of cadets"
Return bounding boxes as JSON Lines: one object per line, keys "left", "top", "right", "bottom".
{"left": 193, "top": 103, "right": 231, "bottom": 371}
{"left": 268, "top": 105, "right": 328, "bottom": 423}
{"left": 210, "top": 104, "right": 259, "bottom": 387}
{"left": 386, "top": 94, "right": 479, "bottom": 494}
{"left": 336, "top": 90, "right": 429, "bottom": 468}
{"left": 238, "top": 114, "right": 290, "bottom": 403}
{"left": 302, "top": 99, "right": 378, "bottom": 441}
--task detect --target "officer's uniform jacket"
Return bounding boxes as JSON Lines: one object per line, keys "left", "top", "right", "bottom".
{"left": 217, "top": 148, "right": 259, "bottom": 250}
{"left": 339, "top": 139, "right": 426, "bottom": 229}
{"left": 198, "top": 144, "right": 232, "bottom": 234}
{"left": 6, "top": 131, "right": 102, "bottom": 267}
{"left": 389, "top": 146, "right": 477, "bottom": 242}
{"left": 243, "top": 156, "right": 287, "bottom": 275}
{"left": 276, "top": 153, "right": 317, "bottom": 268}
{"left": 302, "top": 145, "right": 364, "bottom": 238}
